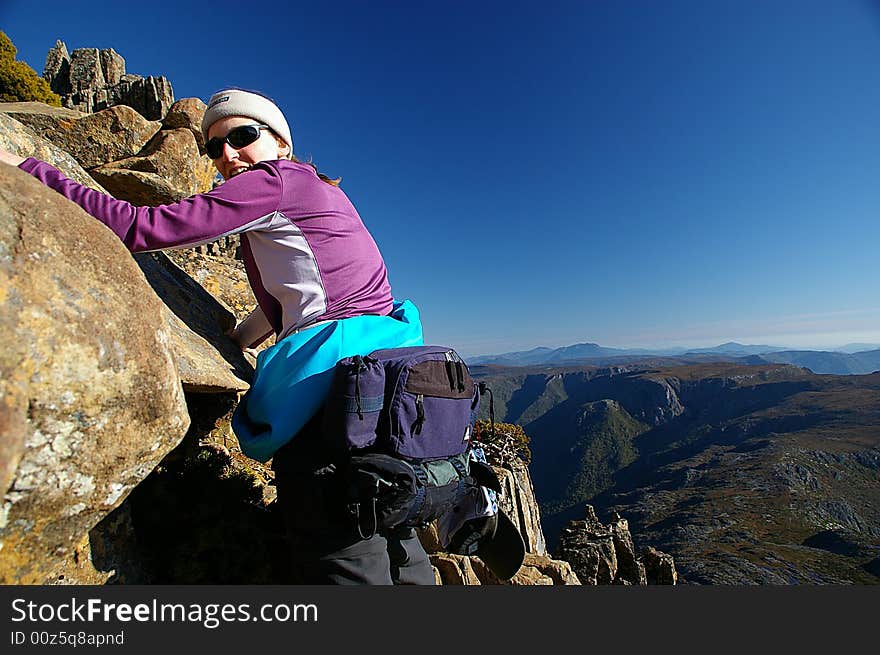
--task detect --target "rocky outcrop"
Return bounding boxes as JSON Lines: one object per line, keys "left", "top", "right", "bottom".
{"left": 1, "top": 100, "right": 215, "bottom": 207}
{"left": 642, "top": 546, "right": 678, "bottom": 585}
{"left": 610, "top": 512, "right": 647, "bottom": 584}
{"left": 44, "top": 41, "right": 174, "bottom": 120}
{"left": 0, "top": 166, "right": 191, "bottom": 583}
{"left": 0, "top": 111, "right": 107, "bottom": 192}
{"left": 557, "top": 506, "right": 619, "bottom": 585}
{"left": 90, "top": 128, "right": 209, "bottom": 205}
{"left": 162, "top": 98, "right": 208, "bottom": 154}
{"left": 3, "top": 104, "right": 161, "bottom": 169}
{"left": 556, "top": 505, "right": 675, "bottom": 585}
{"left": 495, "top": 459, "right": 547, "bottom": 556}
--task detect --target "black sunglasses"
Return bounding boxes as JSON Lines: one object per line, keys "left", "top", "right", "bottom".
{"left": 206, "top": 124, "right": 269, "bottom": 159}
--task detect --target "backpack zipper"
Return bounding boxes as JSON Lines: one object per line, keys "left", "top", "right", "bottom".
{"left": 445, "top": 350, "right": 467, "bottom": 392}
{"left": 414, "top": 394, "right": 425, "bottom": 434}
{"left": 444, "top": 351, "right": 457, "bottom": 392}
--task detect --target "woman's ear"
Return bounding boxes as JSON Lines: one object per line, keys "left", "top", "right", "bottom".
{"left": 275, "top": 137, "right": 291, "bottom": 159}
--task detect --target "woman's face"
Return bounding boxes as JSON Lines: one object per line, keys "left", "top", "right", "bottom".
{"left": 207, "top": 115, "right": 290, "bottom": 180}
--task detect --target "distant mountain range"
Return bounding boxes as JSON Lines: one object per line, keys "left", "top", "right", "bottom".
{"left": 469, "top": 341, "right": 880, "bottom": 375}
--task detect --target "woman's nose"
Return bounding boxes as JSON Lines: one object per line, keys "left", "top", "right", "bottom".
{"left": 220, "top": 142, "right": 239, "bottom": 160}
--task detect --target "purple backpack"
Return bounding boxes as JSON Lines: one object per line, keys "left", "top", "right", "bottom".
{"left": 321, "top": 347, "right": 522, "bottom": 566}
{"left": 322, "top": 346, "right": 480, "bottom": 462}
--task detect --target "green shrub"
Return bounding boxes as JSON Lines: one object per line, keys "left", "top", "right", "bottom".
{"left": 0, "top": 31, "right": 61, "bottom": 105}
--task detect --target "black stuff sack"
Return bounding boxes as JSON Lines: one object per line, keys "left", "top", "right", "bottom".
{"left": 341, "top": 451, "right": 473, "bottom": 539}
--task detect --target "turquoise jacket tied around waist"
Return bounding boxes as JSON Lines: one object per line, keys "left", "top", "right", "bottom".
{"left": 231, "top": 300, "right": 424, "bottom": 462}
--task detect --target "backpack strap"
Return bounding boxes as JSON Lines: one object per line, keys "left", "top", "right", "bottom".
{"left": 450, "top": 456, "right": 469, "bottom": 497}
{"left": 403, "top": 465, "right": 429, "bottom": 525}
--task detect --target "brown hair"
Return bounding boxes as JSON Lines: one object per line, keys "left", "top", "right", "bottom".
{"left": 271, "top": 132, "right": 341, "bottom": 186}
{"left": 292, "top": 155, "right": 341, "bottom": 187}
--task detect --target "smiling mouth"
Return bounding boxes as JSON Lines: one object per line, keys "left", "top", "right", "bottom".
{"left": 229, "top": 166, "right": 250, "bottom": 178}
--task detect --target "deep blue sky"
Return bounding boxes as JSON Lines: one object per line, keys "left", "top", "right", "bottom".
{"left": 3, "top": 1, "right": 879, "bottom": 355}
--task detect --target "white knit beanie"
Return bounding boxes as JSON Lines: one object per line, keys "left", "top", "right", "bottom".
{"left": 202, "top": 88, "right": 293, "bottom": 154}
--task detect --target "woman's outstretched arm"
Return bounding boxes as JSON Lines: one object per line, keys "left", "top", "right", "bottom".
{"left": 0, "top": 148, "right": 25, "bottom": 167}
{"left": 7, "top": 153, "right": 283, "bottom": 252}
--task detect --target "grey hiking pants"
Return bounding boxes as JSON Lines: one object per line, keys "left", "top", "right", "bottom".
{"left": 272, "top": 414, "right": 436, "bottom": 585}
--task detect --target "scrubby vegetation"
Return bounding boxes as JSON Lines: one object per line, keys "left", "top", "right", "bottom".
{"left": 474, "top": 420, "right": 532, "bottom": 465}
{"left": 0, "top": 31, "right": 61, "bottom": 105}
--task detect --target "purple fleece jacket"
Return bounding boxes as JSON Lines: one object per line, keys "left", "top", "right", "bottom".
{"left": 20, "top": 157, "right": 394, "bottom": 343}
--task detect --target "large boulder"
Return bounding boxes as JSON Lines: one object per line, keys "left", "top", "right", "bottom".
{"left": 0, "top": 165, "right": 191, "bottom": 584}
{"left": 90, "top": 128, "right": 213, "bottom": 205}
{"left": 164, "top": 249, "right": 255, "bottom": 319}
{"left": 642, "top": 546, "right": 678, "bottom": 585}
{"left": 0, "top": 112, "right": 107, "bottom": 192}
{"left": 2, "top": 103, "right": 161, "bottom": 169}
{"left": 134, "top": 252, "right": 253, "bottom": 392}
{"left": 1, "top": 105, "right": 252, "bottom": 394}
{"left": 163, "top": 97, "right": 208, "bottom": 154}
